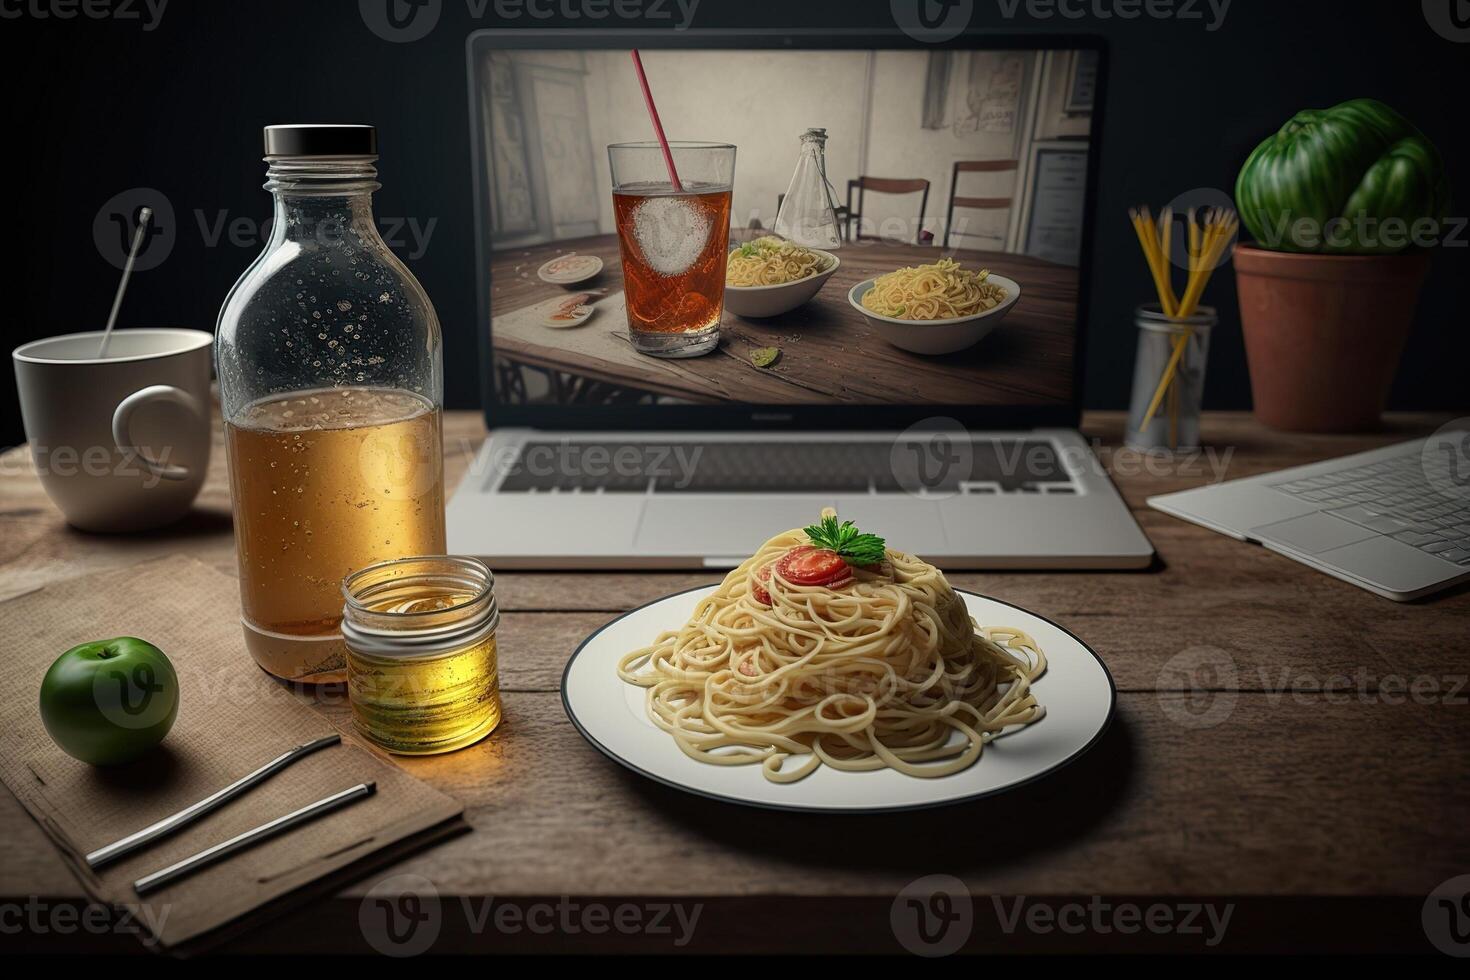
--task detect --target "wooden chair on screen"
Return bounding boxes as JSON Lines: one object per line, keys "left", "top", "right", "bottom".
{"left": 845, "top": 177, "right": 932, "bottom": 245}
{"left": 944, "top": 160, "right": 1019, "bottom": 250}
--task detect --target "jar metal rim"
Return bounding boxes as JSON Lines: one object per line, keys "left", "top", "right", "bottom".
{"left": 1135, "top": 303, "right": 1217, "bottom": 333}
{"left": 341, "top": 555, "right": 499, "bottom": 659}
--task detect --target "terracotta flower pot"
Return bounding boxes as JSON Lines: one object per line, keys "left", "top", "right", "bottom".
{"left": 1233, "top": 244, "right": 1431, "bottom": 432}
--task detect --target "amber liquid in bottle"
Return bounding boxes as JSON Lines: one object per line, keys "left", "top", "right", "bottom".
{"left": 225, "top": 386, "right": 446, "bottom": 683}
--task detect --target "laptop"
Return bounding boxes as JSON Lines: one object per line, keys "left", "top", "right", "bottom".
{"left": 450, "top": 29, "right": 1152, "bottom": 570}
{"left": 1149, "top": 427, "right": 1470, "bottom": 601}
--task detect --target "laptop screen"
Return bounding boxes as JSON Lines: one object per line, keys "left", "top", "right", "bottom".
{"left": 474, "top": 41, "right": 1098, "bottom": 418}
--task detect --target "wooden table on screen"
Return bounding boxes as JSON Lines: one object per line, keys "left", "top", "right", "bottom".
{"left": 2, "top": 411, "right": 1468, "bottom": 954}
{"left": 490, "top": 233, "right": 1077, "bottom": 405}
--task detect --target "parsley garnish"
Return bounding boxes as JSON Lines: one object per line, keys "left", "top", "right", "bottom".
{"left": 804, "top": 516, "right": 887, "bottom": 566}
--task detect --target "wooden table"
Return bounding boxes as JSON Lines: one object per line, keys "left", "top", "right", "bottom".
{"left": 491, "top": 234, "right": 1077, "bottom": 405}
{"left": 2, "top": 411, "right": 1468, "bottom": 954}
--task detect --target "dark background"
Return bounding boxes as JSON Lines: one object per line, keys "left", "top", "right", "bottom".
{"left": 2, "top": 0, "right": 1466, "bottom": 449}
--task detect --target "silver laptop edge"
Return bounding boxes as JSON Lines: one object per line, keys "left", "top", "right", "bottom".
{"left": 451, "top": 428, "right": 1154, "bottom": 570}
{"left": 1148, "top": 434, "right": 1470, "bottom": 601}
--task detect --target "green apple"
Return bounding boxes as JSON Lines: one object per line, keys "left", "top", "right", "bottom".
{"left": 39, "top": 637, "right": 180, "bottom": 766}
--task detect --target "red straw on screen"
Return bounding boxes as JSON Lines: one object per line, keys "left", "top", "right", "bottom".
{"left": 630, "top": 50, "right": 684, "bottom": 192}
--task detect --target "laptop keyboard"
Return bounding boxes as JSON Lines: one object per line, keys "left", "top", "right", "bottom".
{"left": 1271, "top": 451, "right": 1470, "bottom": 565}
{"left": 490, "top": 439, "right": 1078, "bottom": 495}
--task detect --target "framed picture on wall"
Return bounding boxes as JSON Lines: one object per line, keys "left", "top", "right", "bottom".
{"left": 1064, "top": 50, "right": 1099, "bottom": 114}
{"left": 1015, "top": 140, "right": 1090, "bottom": 267}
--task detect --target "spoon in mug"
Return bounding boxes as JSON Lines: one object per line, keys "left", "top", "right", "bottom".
{"left": 97, "top": 206, "right": 153, "bottom": 359}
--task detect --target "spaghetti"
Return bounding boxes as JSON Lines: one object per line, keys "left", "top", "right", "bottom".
{"left": 726, "top": 236, "right": 831, "bottom": 287}
{"left": 617, "top": 511, "right": 1046, "bottom": 783}
{"left": 861, "top": 258, "right": 1006, "bottom": 320}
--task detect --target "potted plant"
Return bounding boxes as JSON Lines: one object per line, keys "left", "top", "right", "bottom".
{"left": 1233, "top": 98, "right": 1450, "bottom": 432}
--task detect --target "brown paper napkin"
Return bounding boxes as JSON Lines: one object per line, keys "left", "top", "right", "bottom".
{"left": 0, "top": 555, "right": 465, "bottom": 952}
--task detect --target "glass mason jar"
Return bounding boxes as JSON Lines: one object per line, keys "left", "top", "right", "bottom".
{"left": 341, "top": 556, "right": 501, "bottom": 756}
{"left": 1126, "top": 304, "right": 1215, "bottom": 452}
{"left": 216, "top": 125, "right": 446, "bottom": 685}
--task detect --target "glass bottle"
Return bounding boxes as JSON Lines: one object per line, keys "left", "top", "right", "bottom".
{"left": 774, "top": 128, "right": 843, "bottom": 249}
{"left": 216, "top": 125, "right": 446, "bottom": 685}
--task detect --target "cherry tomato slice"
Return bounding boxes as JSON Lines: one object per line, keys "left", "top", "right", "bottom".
{"left": 776, "top": 545, "right": 852, "bottom": 588}
{"left": 750, "top": 563, "right": 774, "bottom": 606}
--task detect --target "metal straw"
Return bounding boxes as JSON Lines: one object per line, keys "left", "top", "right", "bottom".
{"left": 133, "top": 781, "right": 376, "bottom": 896}
{"left": 97, "top": 206, "right": 153, "bottom": 358}
{"left": 87, "top": 734, "right": 341, "bottom": 870}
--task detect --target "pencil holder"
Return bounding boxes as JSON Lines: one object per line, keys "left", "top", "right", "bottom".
{"left": 1126, "top": 304, "right": 1215, "bottom": 452}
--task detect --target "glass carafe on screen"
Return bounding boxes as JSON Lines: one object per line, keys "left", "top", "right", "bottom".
{"left": 774, "top": 128, "right": 842, "bottom": 249}
{"left": 215, "top": 125, "right": 446, "bottom": 685}
{"left": 608, "top": 141, "right": 735, "bottom": 358}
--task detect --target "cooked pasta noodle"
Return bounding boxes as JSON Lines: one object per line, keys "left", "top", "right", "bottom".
{"left": 726, "top": 235, "right": 831, "bottom": 287}
{"left": 617, "top": 511, "right": 1046, "bottom": 782}
{"left": 861, "top": 258, "right": 1006, "bottom": 320}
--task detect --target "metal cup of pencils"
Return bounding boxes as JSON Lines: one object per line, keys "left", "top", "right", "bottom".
{"left": 1125, "top": 205, "right": 1238, "bottom": 452}
{"left": 1127, "top": 305, "right": 1215, "bottom": 450}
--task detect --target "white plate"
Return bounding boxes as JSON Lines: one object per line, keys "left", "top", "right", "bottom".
{"left": 561, "top": 586, "right": 1115, "bottom": 813}
{"left": 537, "top": 253, "right": 604, "bottom": 285}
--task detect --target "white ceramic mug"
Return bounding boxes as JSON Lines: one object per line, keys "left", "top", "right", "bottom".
{"left": 12, "top": 329, "right": 213, "bottom": 532}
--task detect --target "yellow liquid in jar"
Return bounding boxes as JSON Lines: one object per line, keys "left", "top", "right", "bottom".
{"left": 345, "top": 591, "right": 502, "bottom": 755}
{"left": 225, "top": 387, "right": 446, "bottom": 684}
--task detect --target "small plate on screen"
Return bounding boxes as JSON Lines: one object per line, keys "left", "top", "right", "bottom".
{"left": 537, "top": 253, "right": 604, "bottom": 285}
{"left": 561, "top": 586, "right": 1115, "bottom": 813}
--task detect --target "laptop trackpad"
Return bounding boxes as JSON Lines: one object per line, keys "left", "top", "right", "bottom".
{"left": 635, "top": 498, "right": 836, "bottom": 560}
{"left": 1250, "top": 513, "right": 1377, "bottom": 554}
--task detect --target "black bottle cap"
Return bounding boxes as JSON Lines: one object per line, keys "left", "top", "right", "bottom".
{"left": 263, "top": 124, "right": 377, "bottom": 158}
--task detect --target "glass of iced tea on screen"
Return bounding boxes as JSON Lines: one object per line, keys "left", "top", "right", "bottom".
{"left": 608, "top": 141, "right": 735, "bottom": 357}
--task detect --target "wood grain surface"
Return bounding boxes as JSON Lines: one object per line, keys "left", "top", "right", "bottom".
{"left": 1, "top": 409, "right": 1466, "bottom": 953}
{"left": 490, "top": 233, "right": 1078, "bottom": 404}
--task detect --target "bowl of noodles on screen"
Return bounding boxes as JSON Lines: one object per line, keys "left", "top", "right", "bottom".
{"left": 723, "top": 236, "right": 840, "bottom": 318}
{"left": 849, "top": 259, "right": 1020, "bottom": 355}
